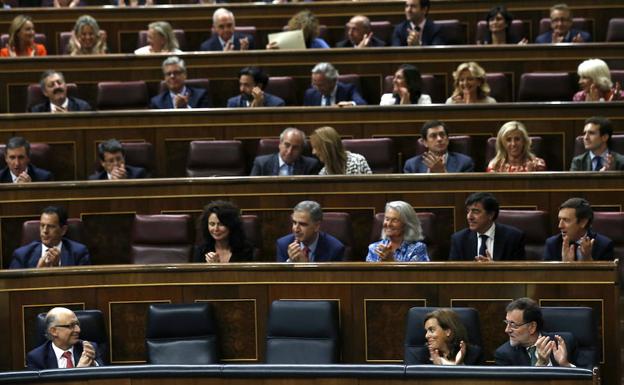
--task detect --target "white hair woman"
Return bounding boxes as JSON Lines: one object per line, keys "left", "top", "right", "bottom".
{"left": 573, "top": 58, "right": 623, "bottom": 102}
{"left": 134, "top": 21, "right": 182, "bottom": 55}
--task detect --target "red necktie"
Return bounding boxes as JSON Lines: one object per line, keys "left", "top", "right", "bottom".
{"left": 303, "top": 246, "right": 310, "bottom": 261}
{"left": 62, "top": 351, "right": 74, "bottom": 368}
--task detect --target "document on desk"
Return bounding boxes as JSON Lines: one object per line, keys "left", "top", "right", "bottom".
{"left": 268, "top": 30, "right": 306, "bottom": 50}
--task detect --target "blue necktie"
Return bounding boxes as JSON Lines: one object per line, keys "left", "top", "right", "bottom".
{"left": 594, "top": 156, "right": 603, "bottom": 171}
{"left": 478, "top": 234, "right": 488, "bottom": 256}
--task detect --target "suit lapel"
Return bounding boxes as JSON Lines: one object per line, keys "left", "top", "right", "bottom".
{"left": 45, "top": 342, "right": 59, "bottom": 368}
{"left": 446, "top": 153, "right": 456, "bottom": 172}
{"left": 59, "top": 241, "right": 72, "bottom": 266}
{"left": 314, "top": 233, "right": 325, "bottom": 262}
{"left": 493, "top": 225, "right": 503, "bottom": 261}
{"left": 466, "top": 231, "right": 477, "bottom": 259}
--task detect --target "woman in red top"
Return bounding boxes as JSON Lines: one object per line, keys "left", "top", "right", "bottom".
{"left": 1, "top": 15, "right": 47, "bottom": 57}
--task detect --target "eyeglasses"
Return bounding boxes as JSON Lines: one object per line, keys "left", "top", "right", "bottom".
{"left": 502, "top": 320, "right": 530, "bottom": 329}
{"left": 54, "top": 321, "right": 80, "bottom": 329}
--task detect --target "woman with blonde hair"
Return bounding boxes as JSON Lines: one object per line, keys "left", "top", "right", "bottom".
{"left": 487, "top": 121, "right": 546, "bottom": 172}
{"left": 310, "top": 126, "right": 372, "bottom": 175}
{"left": 268, "top": 10, "right": 329, "bottom": 49}
{"left": 573, "top": 58, "right": 623, "bottom": 102}
{"left": 1, "top": 15, "right": 47, "bottom": 57}
{"left": 135, "top": 21, "right": 182, "bottom": 55}
{"left": 68, "top": 15, "right": 107, "bottom": 55}
{"left": 446, "top": 62, "right": 496, "bottom": 104}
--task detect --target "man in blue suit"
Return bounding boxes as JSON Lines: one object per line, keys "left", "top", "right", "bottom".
{"left": 303, "top": 62, "right": 367, "bottom": 106}
{"left": 404, "top": 120, "right": 474, "bottom": 173}
{"left": 276, "top": 201, "right": 345, "bottom": 262}
{"left": 29, "top": 70, "right": 92, "bottom": 113}
{"left": 88, "top": 139, "right": 147, "bottom": 180}
{"left": 199, "top": 8, "right": 254, "bottom": 51}
{"left": 391, "top": 0, "right": 445, "bottom": 46}
{"left": 10, "top": 206, "right": 91, "bottom": 269}
{"left": 535, "top": 4, "right": 591, "bottom": 43}
{"left": 544, "top": 198, "right": 614, "bottom": 261}
{"left": 27, "top": 307, "right": 104, "bottom": 369}
{"left": 227, "top": 67, "right": 285, "bottom": 108}
{"left": 449, "top": 192, "right": 526, "bottom": 261}
{"left": 149, "top": 56, "right": 212, "bottom": 109}
{"left": 250, "top": 127, "right": 321, "bottom": 176}
{"left": 1, "top": 136, "right": 53, "bottom": 183}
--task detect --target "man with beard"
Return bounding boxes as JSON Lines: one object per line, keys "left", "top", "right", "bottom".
{"left": 227, "top": 67, "right": 285, "bottom": 107}
{"left": 29, "top": 70, "right": 92, "bottom": 112}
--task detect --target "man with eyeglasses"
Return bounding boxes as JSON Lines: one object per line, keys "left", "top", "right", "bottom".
{"left": 495, "top": 297, "right": 577, "bottom": 367}
{"left": 88, "top": 139, "right": 147, "bottom": 180}
{"left": 535, "top": 4, "right": 591, "bottom": 43}
{"left": 149, "top": 56, "right": 212, "bottom": 109}
{"left": 26, "top": 307, "right": 104, "bottom": 369}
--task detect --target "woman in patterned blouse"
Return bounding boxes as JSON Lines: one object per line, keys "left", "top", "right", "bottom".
{"left": 487, "top": 121, "right": 546, "bottom": 173}
{"left": 310, "top": 126, "right": 372, "bottom": 175}
{"left": 366, "top": 201, "right": 429, "bottom": 262}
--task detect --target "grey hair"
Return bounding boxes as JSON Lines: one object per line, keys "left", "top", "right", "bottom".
{"left": 7, "top": 136, "right": 31, "bottom": 156}
{"left": 161, "top": 56, "right": 186, "bottom": 73}
{"left": 39, "top": 70, "right": 65, "bottom": 90}
{"left": 279, "top": 127, "right": 306, "bottom": 143}
{"left": 213, "top": 7, "right": 234, "bottom": 26}
{"left": 44, "top": 309, "right": 59, "bottom": 340}
{"left": 380, "top": 201, "right": 424, "bottom": 242}
{"left": 293, "top": 200, "right": 323, "bottom": 223}
{"left": 311, "top": 62, "right": 339, "bottom": 82}
{"left": 577, "top": 58, "right": 613, "bottom": 93}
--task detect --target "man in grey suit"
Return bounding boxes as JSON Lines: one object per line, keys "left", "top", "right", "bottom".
{"left": 570, "top": 116, "right": 624, "bottom": 171}
{"left": 250, "top": 128, "right": 321, "bottom": 176}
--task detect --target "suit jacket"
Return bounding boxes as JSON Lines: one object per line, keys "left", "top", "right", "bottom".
{"left": 250, "top": 153, "right": 321, "bottom": 176}
{"left": 403, "top": 151, "right": 475, "bottom": 173}
{"left": 569, "top": 151, "right": 624, "bottom": 171}
{"left": 391, "top": 19, "right": 445, "bottom": 46}
{"left": 9, "top": 238, "right": 91, "bottom": 269}
{"left": 535, "top": 29, "right": 592, "bottom": 44}
{"left": 543, "top": 231, "right": 614, "bottom": 261}
{"left": 29, "top": 96, "right": 92, "bottom": 113}
{"left": 226, "top": 92, "right": 285, "bottom": 107}
{"left": 494, "top": 332, "right": 578, "bottom": 368}
{"left": 303, "top": 82, "right": 367, "bottom": 106}
{"left": 199, "top": 32, "right": 255, "bottom": 51}
{"left": 449, "top": 223, "right": 526, "bottom": 261}
{"left": 335, "top": 36, "right": 387, "bottom": 48}
{"left": 0, "top": 164, "right": 53, "bottom": 183}
{"left": 276, "top": 232, "right": 345, "bottom": 262}
{"left": 88, "top": 165, "right": 147, "bottom": 180}
{"left": 26, "top": 340, "right": 105, "bottom": 370}
{"left": 149, "top": 86, "right": 212, "bottom": 109}
{"left": 407, "top": 343, "right": 484, "bottom": 365}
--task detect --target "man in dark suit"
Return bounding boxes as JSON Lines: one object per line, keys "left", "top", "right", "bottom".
{"left": 199, "top": 8, "right": 254, "bottom": 51}
{"left": 227, "top": 67, "right": 285, "bottom": 108}
{"left": 391, "top": 0, "right": 445, "bottom": 46}
{"left": 535, "top": 4, "right": 591, "bottom": 43}
{"left": 335, "top": 15, "right": 387, "bottom": 48}
{"left": 404, "top": 120, "right": 474, "bottom": 173}
{"left": 449, "top": 192, "right": 526, "bottom": 261}
{"left": 570, "top": 116, "right": 624, "bottom": 171}
{"left": 495, "top": 297, "right": 577, "bottom": 368}
{"left": 544, "top": 198, "right": 614, "bottom": 261}
{"left": 303, "top": 62, "right": 367, "bottom": 106}
{"left": 29, "top": 70, "right": 92, "bottom": 113}
{"left": 250, "top": 127, "right": 321, "bottom": 176}
{"left": 150, "top": 56, "right": 212, "bottom": 109}
{"left": 9, "top": 206, "right": 91, "bottom": 269}
{"left": 276, "top": 200, "right": 345, "bottom": 262}
{"left": 1, "top": 136, "right": 53, "bottom": 183}
{"left": 88, "top": 139, "right": 147, "bottom": 180}
{"left": 27, "top": 307, "right": 104, "bottom": 369}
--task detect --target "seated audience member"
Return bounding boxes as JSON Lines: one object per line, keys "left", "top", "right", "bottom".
{"left": 449, "top": 192, "right": 526, "bottom": 261}
{"left": 30, "top": 70, "right": 92, "bottom": 113}
{"left": 134, "top": 21, "right": 182, "bottom": 55}
{"left": 88, "top": 139, "right": 147, "bottom": 180}
{"left": 412, "top": 308, "right": 483, "bottom": 365}
{"left": 26, "top": 307, "right": 104, "bottom": 369}
{"left": 446, "top": 62, "right": 496, "bottom": 104}
{"left": 404, "top": 120, "right": 474, "bottom": 173}
{"left": 113, "top": 0, "right": 154, "bottom": 6}
{"left": 479, "top": 5, "right": 527, "bottom": 45}
{"left": 303, "top": 62, "right": 367, "bottom": 106}
{"left": 380, "top": 64, "right": 431, "bottom": 105}
{"left": 496, "top": 297, "right": 577, "bottom": 367}
{"left": 194, "top": 201, "right": 253, "bottom": 263}
{"left": 200, "top": 8, "right": 253, "bottom": 51}
{"left": 1, "top": 136, "right": 53, "bottom": 183}
{"left": 9, "top": 206, "right": 91, "bottom": 268}
{"left": 54, "top": 0, "right": 81, "bottom": 7}
{"left": 68, "top": 15, "right": 107, "bottom": 55}
{"left": 487, "top": 121, "right": 547, "bottom": 172}
{"left": 310, "top": 126, "right": 372, "bottom": 175}
{"left": 391, "top": 0, "right": 444, "bottom": 46}
{"left": 250, "top": 127, "right": 321, "bottom": 176}
{"left": 268, "top": 10, "right": 329, "bottom": 49}
{"left": 276, "top": 200, "right": 345, "bottom": 262}
{"left": 544, "top": 198, "right": 614, "bottom": 261}
{"left": 1, "top": 15, "right": 47, "bottom": 57}
{"left": 366, "top": 201, "right": 429, "bottom": 262}
{"left": 535, "top": 3, "right": 591, "bottom": 43}
{"left": 570, "top": 116, "right": 624, "bottom": 171}
{"left": 1, "top": 1, "right": 11, "bottom": 9}
{"left": 573, "top": 59, "right": 623, "bottom": 102}
{"left": 336, "top": 15, "right": 386, "bottom": 48}
{"left": 227, "top": 67, "right": 285, "bottom": 107}
{"left": 150, "top": 56, "right": 212, "bottom": 109}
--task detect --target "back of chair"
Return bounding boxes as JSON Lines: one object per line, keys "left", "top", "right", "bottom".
{"left": 486, "top": 73, "right": 512, "bottom": 103}
{"left": 241, "top": 214, "right": 262, "bottom": 260}
{"left": 264, "top": 76, "right": 296, "bottom": 106}
{"left": 435, "top": 20, "right": 466, "bottom": 44}
{"left": 497, "top": 210, "right": 549, "bottom": 260}
{"left": 541, "top": 307, "right": 597, "bottom": 369}
{"left": 21, "top": 218, "right": 85, "bottom": 246}
{"left": 342, "top": 138, "right": 396, "bottom": 173}
{"left": 337, "top": 74, "right": 363, "bottom": 95}
{"left": 186, "top": 140, "right": 246, "bottom": 177}
{"left": 592, "top": 212, "right": 624, "bottom": 258}
{"left": 607, "top": 18, "right": 624, "bottom": 41}
{"left": 517, "top": 73, "right": 575, "bottom": 102}
{"left": 96, "top": 81, "right": 149, "bottom": 110}
{"left": 370, "top": 212, "right": 437, "bottom": 259}
{"left": 320, "top": 212, "right": 353, "bottom": 260}
{"left": 130, "top": 214, "right": 192, "bottom": 264}
{"left": 146, "top": 303, "right": 219, "bottom": 364}
{"left": 266, "top": 300, "right": 339, "bottom": 364}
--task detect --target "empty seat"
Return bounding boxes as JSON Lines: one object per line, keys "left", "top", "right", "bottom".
{"left": 382, "top": 74, "right": 446, "bottom": 104}
{"left": 538, "top": 18, "right": 593, "bottom": 39}
{"left": 264, "top": 76, "right": 296, "bottom": 106}
{"left": 241, "top": 214, "right": 262, "bottom": 260}
{"left": 320, "top": 212, "right": 354, "bottom": 260}
{"left": 186, "top": 140, "right": 246, "bottom": 177}
{"left": 130, "top": 214, "right": 193, "bottom": 264}
{"left": 146, "top": 303, "right": 219, "bottom": 364}
{"left": 26, "top": 83, "right": 79, "bottom": 112}
{"left": 485, "top": 136, "right": 544, "bottom": 168}
{"left": 497, "top": 210, "right": 549, "bottom": 260}
{"left": 21, "top": 218, "right": 86, "bottom": 246}
{"left": 476, "top": 19, "right": 529, "bottom": 44}
{"left": 517, "top": 73, "right": 575, "bottom": 102}
{"left": 137, "top": 29, "right": 186, "bottom": 51}
{"left": 266, "top": 300, "right": 339, "bottom": 364}
{"left": 606, "top": 18, "right": 624, "bottom": 42}
{"left": 96, "top": 81, "right": 149, "bottom": 110}
{"left": 486, "top": 73, "right": 512, "bottom": 103}
{"left": 435, "top": 20, "right": 466, "bottom": 44}
{"left": 0, "top": 142, "right": 51, "bottom": 171}
{"left": 592, "top": 212, "right": 624, "bottom": 258}
{"left": 370, "top": 212, "right": 437, "bottom": 259}
{"left": 541, "top": 306, "right": 597, "bottom": 369}
{"left": 342, "top": 138, "right": 396, "bottom": 173}
{"left": 574, "top": 134, "right": 624, "bottom": 157}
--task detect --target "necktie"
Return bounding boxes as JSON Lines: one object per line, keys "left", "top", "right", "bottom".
{"left": 527, "top": 345, "right": 537, "bottom": 366}
{"left": 478, "top": 234, "right": 488, "bottom": 256}
{"left": 594, "top": 156, "right": 603, "bottom": 171}
{"left": 303, "top": 246, "right": 311, "bottom": 261}
{"left": 322, "top": 95, "right": 330, "bottom": 106}
{"left": 62, "top": 351, "right": 74, "bottom": 368}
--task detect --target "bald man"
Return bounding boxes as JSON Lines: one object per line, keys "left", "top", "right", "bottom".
{"left": 335, "top": 15, "right": 387, "bottom": 48}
